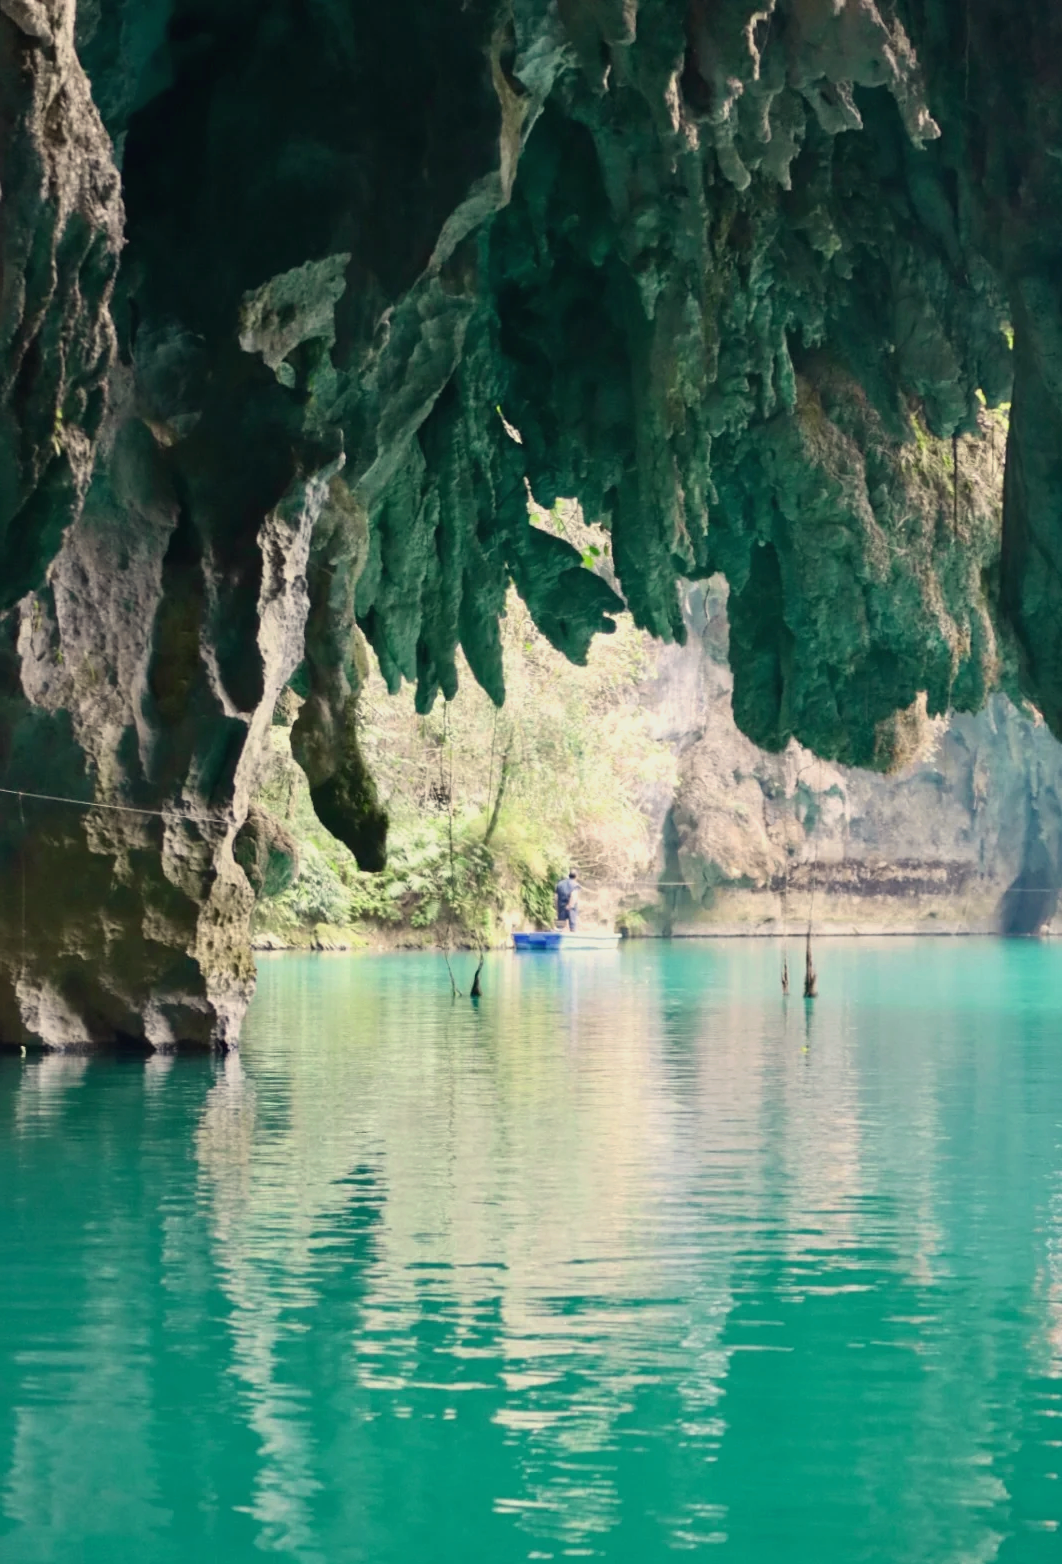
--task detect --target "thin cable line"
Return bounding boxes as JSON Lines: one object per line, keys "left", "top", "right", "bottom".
{"left": 0, "top": 786, "right": 207, "bottom": 820}
{"left": 0, "top": 785, "right": 162, "bottom": 816}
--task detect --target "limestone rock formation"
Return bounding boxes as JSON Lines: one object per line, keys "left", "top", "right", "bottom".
{"left": 233, "top": 805, "right": 297, "bottom": 902}
{"left": 658, "top": 583, "right": 1062, "bottom": 937}
{"left": 0, "top": 1, "right": 1060, "bottom": 1045}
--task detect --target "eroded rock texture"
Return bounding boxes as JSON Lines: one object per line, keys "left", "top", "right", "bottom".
{"left": 0, "top": 0, "right": 1058, "bottom": 1045}
{"left": 660, "top": 582, "right": 1062, "bottom": 939}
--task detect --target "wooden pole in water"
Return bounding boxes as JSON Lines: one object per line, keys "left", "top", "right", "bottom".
{"left": 781, "top": 846, "right": 790, "bottom": 995}
{"left": 803, "top": 761, "right": 820, "bottom": 999}
{"left": 803, "top": 927, "right": 817, "bottom": 999}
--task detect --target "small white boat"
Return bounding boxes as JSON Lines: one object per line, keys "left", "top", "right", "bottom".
{"left": 512, "top": 931, "right": 622, "bottom": 952}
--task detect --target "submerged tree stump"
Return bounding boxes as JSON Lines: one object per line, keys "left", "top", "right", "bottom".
{"left": 803, "top": 932, "right": 818, "bottom": 1000}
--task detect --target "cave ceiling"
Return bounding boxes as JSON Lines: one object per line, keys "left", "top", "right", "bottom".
{"left": 17, "top": 1, "right": 1062, "bottom": 753}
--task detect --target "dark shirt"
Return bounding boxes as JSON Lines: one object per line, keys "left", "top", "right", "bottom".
{"left": 555, "top": 877, "right": 577, "bottom": 917}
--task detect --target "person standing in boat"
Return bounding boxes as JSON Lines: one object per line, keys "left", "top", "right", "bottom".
{"left": 555, "top": 868, "right": 580, "bottom": 932}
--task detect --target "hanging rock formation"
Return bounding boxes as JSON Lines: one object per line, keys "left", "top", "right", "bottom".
{"left": 0, "top": 0, "right": 1058, "bottom": 1046}
{"left": 655, "top": 580, "right": 1062, "bottom": 939}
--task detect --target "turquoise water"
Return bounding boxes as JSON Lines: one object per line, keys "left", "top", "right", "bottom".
{"left": 2, "top": 940, "right": 1062, "bottom": 1562}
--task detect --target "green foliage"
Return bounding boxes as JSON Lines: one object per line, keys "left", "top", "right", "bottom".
{"left": 252, "top": 581, "right": 676, "bottom": 946}
{"left": 345, "top": 866, "right": 402, "bottom": 924}
{"left": 520, "top": 867, "right": 559, "bottom": 929}
{"left": 280, "top": 844, "right": 351, "bottom": 926}
{"left": 349, "top": 819, "right": 497, "bottom": 940}
{"left": 258, "top": 803, "right": 504, "bottom": 944}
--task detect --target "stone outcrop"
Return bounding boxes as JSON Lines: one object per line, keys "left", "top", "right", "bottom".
{"left": 0, "top": 1, "right": 1060, "bottom": 1045}
{"left": 657, "top": 582, "right": 1062, "bottom": 937}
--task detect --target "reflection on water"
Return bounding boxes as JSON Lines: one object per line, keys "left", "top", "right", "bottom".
{"left": 2, "top": 941, "right": 1062, "bottom": 1562}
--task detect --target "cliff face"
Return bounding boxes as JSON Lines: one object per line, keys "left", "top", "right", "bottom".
{"left": 659, "top": 584, "right": 1062, "bottom": 937}
{"left": 0, "top": 1, "right": 1060, "bottom": 1045}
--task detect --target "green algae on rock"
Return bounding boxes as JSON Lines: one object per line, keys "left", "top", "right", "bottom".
{"left": 0, "top": 1, "right": 1059, "bottom": 1046}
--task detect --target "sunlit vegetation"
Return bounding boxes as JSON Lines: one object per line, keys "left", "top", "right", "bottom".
{"left": 253, "top": 583, "right": 675, "bottom": 947}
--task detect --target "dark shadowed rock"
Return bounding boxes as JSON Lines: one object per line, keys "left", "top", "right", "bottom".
{"left": 233, "top": 804, "right": 298, "bottom": 900}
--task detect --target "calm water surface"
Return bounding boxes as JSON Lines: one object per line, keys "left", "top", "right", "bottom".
{"left": 2, "top": 940, "right": 1062, "bottom": 1562}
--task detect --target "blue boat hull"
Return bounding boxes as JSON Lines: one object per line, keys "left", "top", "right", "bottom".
{"left": 512, "top": 931, "right": 622, "bottom": 952}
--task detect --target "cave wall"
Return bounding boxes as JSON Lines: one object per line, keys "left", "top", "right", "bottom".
{"left": 0, "top": 0, "right": 1059, "bottom": 1045}
{"left": 657, "top": 581, "right": 1062, "bottom": 938}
